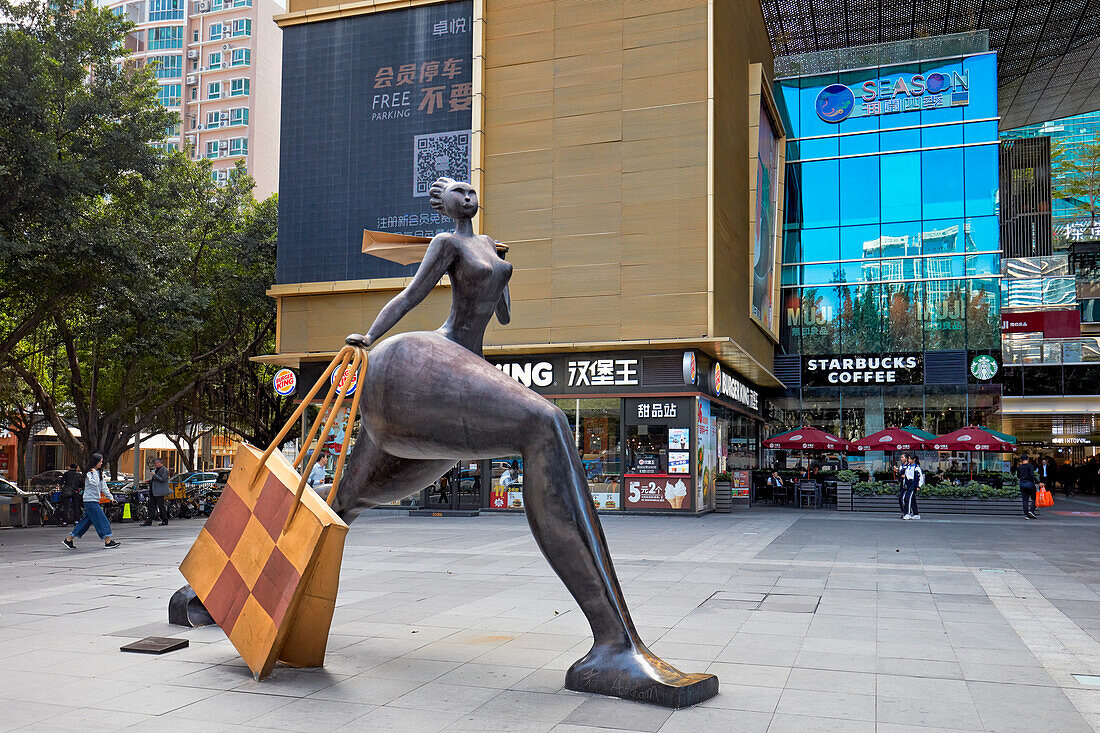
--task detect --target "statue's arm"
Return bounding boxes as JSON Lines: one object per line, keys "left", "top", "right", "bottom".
{"left": 494, "top": 240, "right": 510, "bottom": 325}
{"left": 347, "top": 234, "right": 454, "bottom": 347}
{"left": 495, "top": 285, "right": 511, "bottom": 325}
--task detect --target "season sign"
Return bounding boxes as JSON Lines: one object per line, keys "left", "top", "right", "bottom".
{"left": 815, "top": 68, "right": 970, "bottom": 123}
{"left": 803, "top": 354, "right": 923, "bottom": 386}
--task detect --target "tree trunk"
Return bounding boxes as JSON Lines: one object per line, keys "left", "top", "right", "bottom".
{"left": 14, "top": 433, "right": 29, "bottom": 486}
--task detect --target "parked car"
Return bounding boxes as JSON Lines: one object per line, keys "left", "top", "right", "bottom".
{"left": 30, "top": 470, "right": 66, "bottom": 490}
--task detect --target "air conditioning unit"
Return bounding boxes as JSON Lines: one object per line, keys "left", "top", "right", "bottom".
{"left": 222, "top": 43, "right": 231, "bottom": 51}
{"left": 187, "top": 49, "right": 199, "bottom": 59}
{"left": 198, "top": 1, "right": 209, "bottom": 10}
{"left": 219, "top": 111, "right": 229, "bottom": 122}
{"left": 185, "top": 75, "right": 197, "bottom": 85}
{"left": 185, "top": 134, "right": 196, "bottom": 144}
{"left": 219, "top": 140, "right": 229, "bottom": 150}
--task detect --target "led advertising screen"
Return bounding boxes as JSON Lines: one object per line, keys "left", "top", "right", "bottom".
{"left": 751, "top": 97, "right": 781, "bottom": 338}
{"left": 278, "top": 0, "right": 473, "bottom": 284}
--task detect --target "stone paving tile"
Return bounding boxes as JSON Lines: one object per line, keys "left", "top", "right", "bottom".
{"left": 242, "top": 698, "right": 376, "bottom": 732}
{"left": 775, "top": 688, "right": 877, "bottom": 721}
{"left": 9, "top": 509, "right": 1100, "bottom": 730}
{"left": 766, "top": 712, "right": 876, "bottom": 732}
{"left": 561, "top": 696, "right": 674, "bottom": 732}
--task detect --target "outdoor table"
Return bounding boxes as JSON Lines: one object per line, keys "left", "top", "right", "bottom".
{"left": 798, "top": 481, "right": 821, "bottom": 509}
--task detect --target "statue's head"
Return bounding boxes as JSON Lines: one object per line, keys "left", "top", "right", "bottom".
{"left": 429, "top": 177, "right": 478, "bottom": 221}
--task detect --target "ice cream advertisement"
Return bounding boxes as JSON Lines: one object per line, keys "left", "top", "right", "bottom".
{"left": 668, "top": 428, "right": 690, "bottom": 451}
{"left": 624, "top": 475, "right": 694, "bottom": 510}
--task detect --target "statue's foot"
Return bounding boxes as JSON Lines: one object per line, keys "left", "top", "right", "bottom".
{"left": 564, "top": 641, "right": 718, "bottom": 708}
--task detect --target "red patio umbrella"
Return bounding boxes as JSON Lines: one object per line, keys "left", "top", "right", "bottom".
{"left": 853, "top": 427, "right": 932, "bottom": 452}
{"left": 931, "top": 426, "right": 1016, "bottom": 452}
{"left": 764, "top": 426, "right": 857, "bottom": 451}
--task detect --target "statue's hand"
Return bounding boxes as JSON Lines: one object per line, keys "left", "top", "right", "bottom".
{"left": 345, "top": 333, "right": 372, "bottom": 348}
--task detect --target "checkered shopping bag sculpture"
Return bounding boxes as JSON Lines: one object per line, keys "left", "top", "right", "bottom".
{"left": 180, "top": 347, "right": 367, "bottom": 680}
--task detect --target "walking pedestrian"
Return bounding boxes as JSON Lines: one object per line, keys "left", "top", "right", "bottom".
{"left": 142, "top": 457, "right": 170, "bottom": 526}
{"left": 894, "top": 453, "right": 909, "bottom": 519}
{"left": 62, "top": 454, "right": 120, "bottom": 549}
{"left": 1017, "top": 454, "right": 1039, "bottom": 520}
{"left": 901, "top": 454, "right": 923, "bottom": 520}
{"left": 60, "top": 464, "right": 83, "bottom": 525}
{"left": 308, "top": 451, "right": 329, "bottom": 489}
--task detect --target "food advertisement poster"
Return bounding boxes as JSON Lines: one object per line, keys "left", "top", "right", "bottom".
{"left": 668, "top": 428, "right": 690, "bottom": 450}
{"left": 668, "top": 451, "right": 690, "bottom": 474}
{"left": 624, "top": 475, "right": 692, "bottom": 510}
{"left": 695, "top": 398, "right": 717, "bottom": 511}
{"left": 732, "top": 469, "right": 751, "bottom": 498}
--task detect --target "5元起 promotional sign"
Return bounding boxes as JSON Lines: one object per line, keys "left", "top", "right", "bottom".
{"left": 623, "top": 475, "right": 692, "bottom": 511}
{"left": 803, "top": 354, "right": 923, "bottom": 386}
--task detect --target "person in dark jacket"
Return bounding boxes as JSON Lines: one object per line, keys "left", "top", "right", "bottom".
{"left": 60, "top": 464, "right": 84, "bottom": 525}
{"left": 143, "top": 457, "right": 171, "bottom": 526}
{"left": 1017, "top": 454, "right": 1040, "bottom": 520}
{"left": 894, "top": 453, "right": 909, "bottom": 518}
{"left": 1038, "top": 457, "right": 1056, "bottom": 492}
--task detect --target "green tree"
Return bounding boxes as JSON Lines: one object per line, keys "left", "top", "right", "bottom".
{"left": 0, "top": 0, "right": 174, "bottom": 360}
{"left": 8, "top": 160, "right": 278, "bottom": 472}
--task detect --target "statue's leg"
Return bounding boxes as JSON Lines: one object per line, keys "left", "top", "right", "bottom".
{"left": 328, "top": 428, "right": 452, "bottom": 523}
{"left": 519, "top": 402, "right": 717, "bottom": 708}
{"left": 342, "top": 332, "right": 717, "bottom": 706}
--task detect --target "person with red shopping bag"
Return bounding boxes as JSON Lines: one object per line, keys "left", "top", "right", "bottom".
{"left": 1017, "top": 454, "right": 1041, "bottom": 520}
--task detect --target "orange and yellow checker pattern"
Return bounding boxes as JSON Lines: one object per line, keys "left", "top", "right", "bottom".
{"left": 180, "top": 443, "right": 347, "bottom": 679}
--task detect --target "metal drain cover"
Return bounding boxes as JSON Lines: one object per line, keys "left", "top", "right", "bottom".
{"left": 702, "top": 592, "right": 821, "bottom": 613}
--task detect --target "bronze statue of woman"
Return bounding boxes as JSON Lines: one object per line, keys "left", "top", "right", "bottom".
{"left": 338, "top": 177, "right": 717, "bottom": 707}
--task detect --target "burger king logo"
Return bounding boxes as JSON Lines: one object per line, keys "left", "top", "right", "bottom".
{"left": 682, "top": 351, "right": 697, "bottom": 385}
{"left": 273, "top": 368, "right": 296, "bottom": 397}
{"left": 330, "top": 365, "right": 359, "bottom": 396}
{"left": 712, "top": 364, "right": 722, "bottom": 396}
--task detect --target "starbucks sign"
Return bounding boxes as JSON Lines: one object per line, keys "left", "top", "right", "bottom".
{"left": 970, "top": 354, "right": 998, "bottom": 380}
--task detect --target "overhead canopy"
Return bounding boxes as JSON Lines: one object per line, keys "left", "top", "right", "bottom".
{"left": 853, "top": 427, "right": 932, "bottom": 452}
{"left": 931, "top": 426, "right": 1017, "bottom": 452}
{"left": 761, "top": 2, "right": 1100, "bottom": 129}
{"left": 764, "top": 426, "right": 858, "bottom": 451}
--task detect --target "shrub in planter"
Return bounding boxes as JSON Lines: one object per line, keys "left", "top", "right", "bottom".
{"left": 835, "top": 469, "right": 859, "bottom": 484}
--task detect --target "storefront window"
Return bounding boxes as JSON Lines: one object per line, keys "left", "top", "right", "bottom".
{"left": 553, "top": 398, "right": 621, "bottom": 481}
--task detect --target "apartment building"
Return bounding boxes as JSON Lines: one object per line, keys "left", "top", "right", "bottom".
{"left": 103, "top": 0, "right": 283, "bottom": 198}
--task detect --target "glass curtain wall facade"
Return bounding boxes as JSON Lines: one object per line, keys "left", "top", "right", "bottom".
{"left": 776, "top": 44, "right": 1002, "bottom": 443}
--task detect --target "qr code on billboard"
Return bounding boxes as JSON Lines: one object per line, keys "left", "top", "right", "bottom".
{"left": 413, "top": 130, "right": 471, "bottom": 197}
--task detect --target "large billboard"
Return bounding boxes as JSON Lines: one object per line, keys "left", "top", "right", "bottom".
{"left": 278, "top": 1, "right": 473, "bottom": 284}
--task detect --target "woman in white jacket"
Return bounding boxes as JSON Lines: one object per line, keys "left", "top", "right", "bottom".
{"left": 62, "top": 453, "right": 120, "bottom": 549}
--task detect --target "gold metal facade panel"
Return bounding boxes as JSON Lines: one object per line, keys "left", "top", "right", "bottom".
{"left": 709, "top": 0, "right": 777, "bottom": 366}
{"left": 274, "top": 0, "right": 779, "bottom": 385}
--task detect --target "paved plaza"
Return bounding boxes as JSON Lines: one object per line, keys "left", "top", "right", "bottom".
{"left": 4, "top": 503, "right": 1100, "bottom": 732}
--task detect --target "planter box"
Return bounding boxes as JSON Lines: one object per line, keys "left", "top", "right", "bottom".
{"left": 851, "top": 494, "right": 1020, "bottom": 515}
{"left": 714, "top": 482, "right": 732, "bottom": 514}
{"left": 836, "top": 482, "right": 852, "bottom": 511}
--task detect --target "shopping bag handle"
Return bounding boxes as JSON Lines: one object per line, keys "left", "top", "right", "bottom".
{"left": 250, "top": 345, "right": 369, "bottom": 533}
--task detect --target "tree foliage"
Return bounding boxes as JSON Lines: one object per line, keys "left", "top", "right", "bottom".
{"left": 0, "top": 0, "right": 176, "bottom": 362}
{"left": 10, "top": 159, "right": 280, "bottom": 469}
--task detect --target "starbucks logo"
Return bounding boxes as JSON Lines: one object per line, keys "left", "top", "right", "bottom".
{"left": 970, "top": 355, "right": 998, "bottom": 380}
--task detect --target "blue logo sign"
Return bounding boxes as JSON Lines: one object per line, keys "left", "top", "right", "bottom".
{"left": 815, "top": 84, "right": 855, "bottom": 122}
